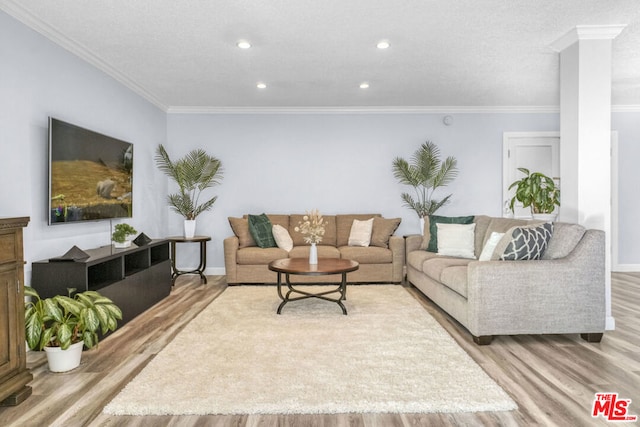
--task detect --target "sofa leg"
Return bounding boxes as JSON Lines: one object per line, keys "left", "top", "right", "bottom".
{"left": 473, "top": 335, "right": 493, "bottom": 345}
{"left": 580, "top": 333, "right": 603, "bottom": 343}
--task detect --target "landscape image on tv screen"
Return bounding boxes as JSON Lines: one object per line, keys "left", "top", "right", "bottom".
{"left": 49, "top": 118, "right": 133, "bottom": 224}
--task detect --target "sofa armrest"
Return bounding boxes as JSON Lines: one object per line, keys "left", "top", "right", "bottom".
{"left": 405, "top": 234, "right": 423, "bottom": 253}
{"left": 388, "top": 235, "right": 405, "bottom": 283}
{"left": 223, "top": 236, "right": 239, "bottom": 284}
{"left": 466, "top": 230, "right": 605, "bottom": 337}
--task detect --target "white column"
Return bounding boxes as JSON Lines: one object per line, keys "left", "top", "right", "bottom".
{"left": 551, "top": 25, "right": 625, "bottom": 331}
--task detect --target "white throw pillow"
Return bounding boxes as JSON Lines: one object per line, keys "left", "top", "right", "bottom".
{"left": 348, "top": 218, "right": 374, "bottom": 247}
{"left": 478, "top": 231, "right": 505, "bottom": 261}
{"left": 272, "top": 224, "right": 293, "bottom": 252}
{"left": 436, "top": 223, "right": 476, "bottom": 259}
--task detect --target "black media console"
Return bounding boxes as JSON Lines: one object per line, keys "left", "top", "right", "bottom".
{"left": 31, "top": 239, "right": 171, "bottom": 326}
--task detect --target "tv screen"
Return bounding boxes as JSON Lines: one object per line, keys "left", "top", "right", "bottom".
{"left": 48, "top": 118, "right": 133, "bottom": 224}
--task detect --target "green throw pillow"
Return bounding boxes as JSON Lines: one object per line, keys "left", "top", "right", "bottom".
{"left": 427, "top": 215, "right": 475, "bottom": 253}
{"left": 248, "top": 213, "right": 277, "bottom": 248}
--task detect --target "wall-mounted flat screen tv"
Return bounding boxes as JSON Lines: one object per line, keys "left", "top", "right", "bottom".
{"left": 48, "top": 117, "right": 133, "bottom": 224}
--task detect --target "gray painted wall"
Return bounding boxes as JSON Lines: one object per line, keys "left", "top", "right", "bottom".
{"left": 613, "top": 112, "right": 640, "bottom": 266}
{"left": 1, "top": 11, "right": 168, "bottom": 280}
{"left": 165, "top": 112, "right": 560, "bottom": 270}
{"left": 3, "top": 11, "right": 639, "bottom": 276}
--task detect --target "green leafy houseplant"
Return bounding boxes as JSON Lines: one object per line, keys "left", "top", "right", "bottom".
{"left": 111, "top": 223, "right": 137, "bottom": 243}
{"left": 508, "top": 168, "right": 560, "bottom": 214}
{"left": 392, "top": 141, "right": 459, "bottom": 218}
{"left": 154, "top": 144, "right": 224, "bottom": 220}
{"left": 24, "top": 286, "right": 122, "bottom": 350}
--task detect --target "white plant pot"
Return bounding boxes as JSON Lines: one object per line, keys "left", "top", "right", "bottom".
{"left": 532, "top": 213, "right": 557, "bottom": 222}
{"left": 184, "top": 219, "right": 196, "bottom": 238}
{"left": 113, "top": 240, "right": 132, "bottom": 248}
{"left": 44, "top": 341, "right": 84, "bottom": 372}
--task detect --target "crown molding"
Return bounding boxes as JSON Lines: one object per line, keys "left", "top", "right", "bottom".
{"left": 0, "top": 1, "right": 168, "bottom": 111}
{"left": 550, "top": 24, "right": 627, "bottom": 52}
{"left": 167, "top": 104, "right": 640, "bottom": 114}
{"left": 166, "top": 105, "right": 562, "bottom": 114}
{"left": 612, "top": 105, "right": 640, "bottom": 113}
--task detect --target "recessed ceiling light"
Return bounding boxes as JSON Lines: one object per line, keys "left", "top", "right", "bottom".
{"left": 359, "top": 82, "right": 370, "bottom": 89}
{"left": 377, "top": 40, "right": 390, "bottom": 49}
{"left": 256, "top": 82, "right": 267, "bottom": 89}
{"left": 237, "top": 40, "right": 251, "bottom": 49}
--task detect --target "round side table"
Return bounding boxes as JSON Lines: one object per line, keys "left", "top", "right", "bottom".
{"left": 167, "top": 235, "right": 211, "bottom": 285}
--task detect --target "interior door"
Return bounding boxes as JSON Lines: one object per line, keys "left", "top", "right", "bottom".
{"left": 503, "top": 132, "right": 560, "bottom": 218}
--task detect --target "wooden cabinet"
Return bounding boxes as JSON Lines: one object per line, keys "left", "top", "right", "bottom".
{"left": 0, "top": 217, "right": 32, "bottom": 406}
{"left": 31, "top": 240, "right": 171, "bottom": 326}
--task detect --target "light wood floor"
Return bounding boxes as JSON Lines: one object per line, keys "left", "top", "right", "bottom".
{"left": 1, "top": 273, "right": 638, "bottom": 426}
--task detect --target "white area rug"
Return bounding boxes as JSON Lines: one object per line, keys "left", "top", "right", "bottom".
{"left": 103, "top": 285, "right": 517, "bottom": 415}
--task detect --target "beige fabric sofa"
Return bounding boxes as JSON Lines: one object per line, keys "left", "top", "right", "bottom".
{"left": 405, "top": 215, "right": 606, "bottom": 344}
{"left": 224, "top": 213, "right": 404, "bottom": 284}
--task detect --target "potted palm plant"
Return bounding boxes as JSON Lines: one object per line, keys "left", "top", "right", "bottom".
{"left": 392, "top": 141, "right": 459, "bottom": 230}
{"left": 155, "top": 144, "right": 224, "bottom": 238}
{"left": 24, "top": 286, "right": 122, "bottom": 372}
{"left": 508, "top": 168, "right": 560, "bottom": 220}
{"left": 111, "top": 223, "right": 137, "bottom": 248}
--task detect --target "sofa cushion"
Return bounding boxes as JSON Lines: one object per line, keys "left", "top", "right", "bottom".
{"left": 248, "top": 213, "right": 277, "bottom": 248}
{"left": 542, "top": 222, "right": 586, "bottom": 260}
{"left": 289, "top": 245, "right": 340, "bottom": 259}
{"left": 440, "top": 266, "right": 469, "bottom": 298}
{"left": 228, "top": 217, "right": 256, "bottom": 248}
{"left": 339, "top": 246, "right": 393, "bottom": 264}
{"left": 237, "top": 247, "right": 289, "bottom": 264}
{"left": 436, "top": 223, "right": 476, "bottom": 259}
{"left": 483, "top": 217, "right": 536, "bottom": 247}
{"left": 425, "top": 215, "right": 475, "bottom": 252}
{"left": 370, "top": 217, "right": 401, "bottom": 248}
{"left": 272, "top": 224, "right": 293, "bottom": 252}
{"left": 348, "top": 218, "right": 374, "bottom": 247}
{"left": 492, "top": 222, "right": 554, "bottom": 261}
{"left": 406, "top": 250, "right": 439, "bottom": 272}
{"left": 290, "top": 214, "right": 337, "bottom": 247}
{"left": 269, "top": 214, "right": 290, "bottom": 229}
{"left": 422, "top": 257, "right": 474, "bottom": 282}
{"left": 472, "top": 215, "right": 492, "bottom": 257}
{"left": 336, "top": 214, "right": 380, "bottom": 247}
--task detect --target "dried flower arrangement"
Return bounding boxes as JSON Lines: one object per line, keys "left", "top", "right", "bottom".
{"left": 294, "top": 209, "right": 325, "bottom": 244}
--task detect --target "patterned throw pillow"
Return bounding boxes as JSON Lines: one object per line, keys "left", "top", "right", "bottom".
{"left": 248, "top": 214, "right": 277, "bottom": 248}
{"left": 494, "top": 222, "right": 554, "bottom": 261}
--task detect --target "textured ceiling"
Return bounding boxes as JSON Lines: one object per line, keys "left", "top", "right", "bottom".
{"left": 2, "top": 0, "right": 640, "bottom": 111}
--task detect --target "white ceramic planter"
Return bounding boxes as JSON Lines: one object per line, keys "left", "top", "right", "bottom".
{"left": 184, "top": 219, "right": 196, "bottom": 238}
{"left": 113, "top": 240, "right": 132, "bottom": 248}
{"left": 532, "top": 213, "right": 557, "bottom": 222}
{"left": 44, "top": 341, "right": 84, "bottom": 372}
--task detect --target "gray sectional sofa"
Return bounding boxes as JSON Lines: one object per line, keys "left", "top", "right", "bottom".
{"left": 405, "top": 215, "right": 606, "bottom": 344}
{"left": 224, "top": 213, "right": 404, "bottom": 284}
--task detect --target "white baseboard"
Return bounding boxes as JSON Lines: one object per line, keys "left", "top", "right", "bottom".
{"left": 204, "top": 267, "right": 226, "bottom": 276}
{"left": 606, "top": 316, "right": 616, "bottom": 331}
{"left": 612, "top": 263, "right": 640, "bottom": 272}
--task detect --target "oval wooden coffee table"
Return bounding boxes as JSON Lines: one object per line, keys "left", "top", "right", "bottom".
{"left": 268, "top": 257, "right": 359, "bottom": 315}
